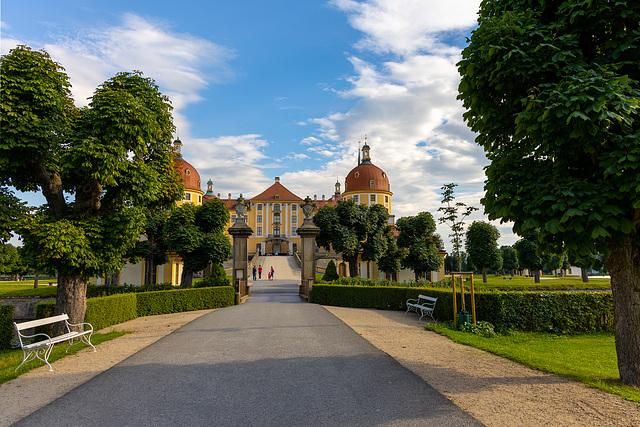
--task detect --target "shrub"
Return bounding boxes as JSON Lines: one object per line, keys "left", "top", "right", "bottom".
{"left": 322, "top": 261, "right": 339, "bottom": 282}
{"left": 194, "top": 264, "right": 230, "bottom": 288}
{"left": 84, "top": 294, "right": 137, "bottom": 330}
{"left": 0, "top": 305, "right": 14, "bottom": 350}
{"left": 460, "top": 320, "right": 497, "bottom": 337}
{"left": 311, "top": 283, "right": 614, "bottom": 334}
{"left": 136, "top": 286, "right": 234, "bottom": 316}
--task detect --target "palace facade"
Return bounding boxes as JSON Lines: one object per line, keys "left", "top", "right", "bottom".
{"left": 94, "top": 138, "right": 444, "bottom": 286}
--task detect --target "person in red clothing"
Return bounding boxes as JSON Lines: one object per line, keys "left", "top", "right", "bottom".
{"left": 258, "top": 265, "right": 262, "bottom": 279}
{"left": 270, "top": 266, "right": 275, "bottom": 280}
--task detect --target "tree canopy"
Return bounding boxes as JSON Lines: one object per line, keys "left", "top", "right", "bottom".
{"left": 396, "top": 212, "right": 443, "bottom": 280}
{"left": 0, "top": 46, "right": 183, "bottom": 326}
{"left": 465, "top": 221, "right": 501, "bottom": 283}
{"left": 164, "top": 199, "right": 231, "bottom": 287}
{"left": 313, "top": 200, "right": 389, "bottom": 278}
{"left": 457, "top": 0, "right": 640, "bottom": 385}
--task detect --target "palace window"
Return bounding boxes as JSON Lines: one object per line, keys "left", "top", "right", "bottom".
{"left": 353, "top": 195, "right": 359, "bottom": 203}
{"left": 185, "top": 169, "right": 191, "bottom": 175}
{"left": 291, "top": 215, "right": 297, "bottom": 224}
{"left": 370, "top": 180, "right": 375, "bottom": 187}
{"left": 385, "top": 196, "right": 389, "bottom": 203}
{"left": 257, "top": 215, "right": 262, "bottom": 223}
{"left": 370, "top": 194, "right": 376, "bottom": 202}
{"left": 292, "top": 204, "right": 297, "bottom": 211}
{"left": 256, "top": 227, "right": 262, "bottom": 236}
{"left": 273, "top": 226, "right": 280, "bottom": 237}
{"left": 257, "top": 203, "right": 263, "bottom": 211}
{"left": 274, "top": 203, "right": 281, "bottom": 211}
{"left": 184, "top": 193, "right": 191, "bottom": 201}
{"left": 355, "top": 172, "right": 359, "bottom": 178}
{"left": 231, "top": 215, "right": 236, "bottom": 223}
{"left": 291, "top": 226, "right": 296, "bottom": 235}
{"left": 274, "top": 212, "right": 280, "bottom": 223}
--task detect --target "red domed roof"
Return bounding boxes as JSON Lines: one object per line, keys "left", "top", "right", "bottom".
{"left": 174, "top": 157, "right": 202, "bottom": 192}
{"left": 344, "top": 162, "right": 390, "bottom": 193}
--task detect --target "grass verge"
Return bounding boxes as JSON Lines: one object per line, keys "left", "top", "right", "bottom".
{"left": 0, "top": 330, "right": 127, "bottom": 385}
{"left": 425, "top": 323, "right": 640, "bottom": 404}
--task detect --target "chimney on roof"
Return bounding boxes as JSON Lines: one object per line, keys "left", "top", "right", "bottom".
{"left": 275, "top": 177, "right": 280, "bottom": 183}
{"left": 228, "top": 193, "right": 232, "bottom": 200}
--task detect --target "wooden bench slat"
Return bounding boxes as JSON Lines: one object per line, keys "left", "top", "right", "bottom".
{"left": 14, "top": 314, "right": 70, "bottom": 331}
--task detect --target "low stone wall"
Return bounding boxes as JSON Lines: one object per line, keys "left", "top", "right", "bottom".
{"left": 0, "top": 297, "right": 55, "bottom": 321}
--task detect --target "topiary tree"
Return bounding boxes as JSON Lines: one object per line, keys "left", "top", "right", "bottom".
{"left": 322, "top": 260, "right": 339, "bottom": 282}
{"left": 458, "top": 0, "right": 640, "bottom": 386}
{"left": 513, "top": 233, "right": 544, "bottom": 283}
{"left": 194, "top": 263, "right": 229, "bottom": 288}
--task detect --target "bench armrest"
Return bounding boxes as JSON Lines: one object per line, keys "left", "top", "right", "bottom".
{"left": 406, "top": 298, "right": 418, "bottom": 305}
{"left": 66, "top": 321, "right": 93, "bottom": 332}
{"left": 17, "top": 332, "right": 52, "bottom": 341}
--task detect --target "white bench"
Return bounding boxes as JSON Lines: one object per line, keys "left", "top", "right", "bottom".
{"left": 405, "top": 295, "right": 437, "bottom": 321}
{"left": 13, "top": 313, "right": 96, "bottom": 372}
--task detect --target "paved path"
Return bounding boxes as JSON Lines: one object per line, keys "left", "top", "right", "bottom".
{"left": 14, "top": 281, "right": 482, "bottom": 427}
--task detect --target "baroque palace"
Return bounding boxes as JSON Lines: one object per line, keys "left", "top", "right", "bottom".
{"left": 95, "top": 138, "right": 444, "bottom": 286}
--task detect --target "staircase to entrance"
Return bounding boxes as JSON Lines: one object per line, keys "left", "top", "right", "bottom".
{"left": 249, "top": 255, "right": 301, "bottom": 300}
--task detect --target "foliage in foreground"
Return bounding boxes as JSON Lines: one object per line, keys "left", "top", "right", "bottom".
{"left": 425, "top": 323, "right": 640, "bottom": 403}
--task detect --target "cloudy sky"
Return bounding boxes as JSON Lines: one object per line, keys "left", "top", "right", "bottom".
{"left": 1, "top": 0, "right": 519, "bottom": 250}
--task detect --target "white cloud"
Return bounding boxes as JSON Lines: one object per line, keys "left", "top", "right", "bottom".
{"left": 331, "top": 0, "right": 480, "bottom": 56}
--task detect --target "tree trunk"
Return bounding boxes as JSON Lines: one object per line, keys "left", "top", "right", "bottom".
{"left": 534, "top": 269, "right": 541, "bottom": 283}
{"left": 181, "top": 269, "right": 193, "bottom": 288}
{"left": 346, "top": 255, "right": 358, "bottom": 278}
{"left": 608, "top": 237, "right": 640, "bottom": 387}
{"left": 33, "top": 272, "right": 39, "bottom": 289}
{"left": 55, "top": 271, "right": 87, "bottom": 334}
{"left": 581, "top": 268, "right": 589, "bottom": 283}
{"left": 115, "top": 271, "right": 122, "bottom": 286}
{"left": 482, "top": 266, "right": 488, "bottom": 283}
{"left": 144, "top": 256, "right": 154, "bottom": 286}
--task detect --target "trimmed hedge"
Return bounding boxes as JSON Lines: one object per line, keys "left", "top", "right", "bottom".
{"left": 310, "top": 284, "right": 614, "bottom": 334}
{"left": 0, "top": 305, "right": 14, "bottom": 350}
{"left": 33, "top": 286, "right": 235, "bottom": 335}
{"left": 136, "top": 286, "right": 234, "bottom": 317}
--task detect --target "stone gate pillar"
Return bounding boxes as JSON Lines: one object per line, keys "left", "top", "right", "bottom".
{"left": 228, "top": 195, "right": 253, "bottom": 304}
{"left": 296, "top": 196, "right": 320, "bottom": 301}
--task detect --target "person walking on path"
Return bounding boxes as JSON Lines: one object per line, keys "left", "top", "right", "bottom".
{"left": 270, "top": 266, "right": 275, "bottom": 280}
{"left": 252, "top": 266, "right": 257, "bottom": 281}
{"left": 258, "top": 265, "right": 262, "bottom": 279}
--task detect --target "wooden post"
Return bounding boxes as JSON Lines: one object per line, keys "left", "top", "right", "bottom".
{"left": 460, "top": 275, "right": 466, "bottom": 311}
{"left": 452, "top": 272, "right": 458, "bottom": 328}
{"left": 470, "top": 273, "right": 476, "bottom": 324}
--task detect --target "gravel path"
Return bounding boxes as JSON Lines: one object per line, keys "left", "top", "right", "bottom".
{"left": 1, "top": 306, "right": 638, "bottom": 426}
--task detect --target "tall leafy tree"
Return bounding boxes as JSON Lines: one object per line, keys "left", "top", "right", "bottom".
{"left": 438, "top": 183, "right": 478, "bottom": 271}
{"left": 313, "top": 199, "right": 389, "bottom": 278}
{"left": 500, "top": 246, "right": 519, "bottom": 276}
{"left": 0, "top": 243, "right": 24, "bottom": 280}
{"left": 513, "top": 233, "right": 544, "bottom": 283}
{"left": 1, "top": 46, "right": 183, "bottom": 328}
{"left": 377, "top": 230, "right": 404, "bottom": 281}
{"left": 127, "top": 211, "right": 171, "bottom": 286}
{"left": 165, "top": 199, "right": 231, "bottom": 288}
{"left": 465, "top": 221, "right": 501, "bottom": 283}
{"left": 396, "top": 212, "right": 443, "bottom": 280}
{"left": 458, "top": 0, "right": 640, "bottom": 386}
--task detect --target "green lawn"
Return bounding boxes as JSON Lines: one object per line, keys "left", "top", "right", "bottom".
{"left": 425, "top": 323, "right": 639, "bottom": 403}
{"left": 0, "top": 330, "right": 127, "bottom": 385}
{"left": 465, "top": 274, "right": 610, "bottom": 291}
{"left": 0, "top": 281, "right": 58, "bottom": 297}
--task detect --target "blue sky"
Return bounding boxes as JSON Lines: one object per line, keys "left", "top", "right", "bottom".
{"left": 1, "top": 0, "right": 519, "bottom": 249}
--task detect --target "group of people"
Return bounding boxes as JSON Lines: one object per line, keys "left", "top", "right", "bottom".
{"left": 252, "top": 265, "right": 274, "bottom": 281}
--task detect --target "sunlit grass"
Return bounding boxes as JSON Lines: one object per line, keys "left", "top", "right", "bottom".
{"left": 0, "top": 330, "right": 127, "bottom": 385}
{"left": 425, "top": 323, "right": 639, "bottom": 403}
